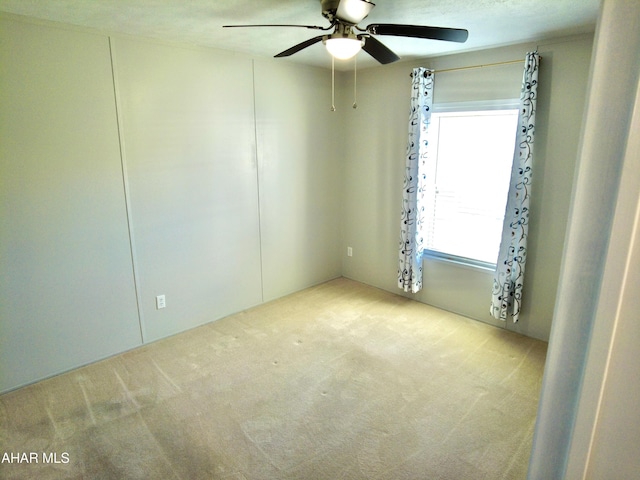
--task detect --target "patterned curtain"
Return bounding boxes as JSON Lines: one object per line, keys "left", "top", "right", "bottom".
{"left": 398, "top": 67, "right": 434, "bottom": 293}
{"left": 491, "top": 52, "right": 540, "bottom": 321}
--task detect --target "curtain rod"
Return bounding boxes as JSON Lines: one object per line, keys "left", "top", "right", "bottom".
{"left": 410, "top": 57, "right": 541, "bottom": 77}
{"left": 435, "top": 58, "right": 527, "bottom": 74}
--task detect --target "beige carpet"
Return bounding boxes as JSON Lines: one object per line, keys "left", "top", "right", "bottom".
{"left": 0, "top": 278, "right": 547, "bottom": 479}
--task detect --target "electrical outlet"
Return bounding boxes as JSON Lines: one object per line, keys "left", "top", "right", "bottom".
{"left": 347, "top": 246, "right": 353, "bottom": 257}
{"left": 156, "top": 295, "right": 166, "bottom": 309}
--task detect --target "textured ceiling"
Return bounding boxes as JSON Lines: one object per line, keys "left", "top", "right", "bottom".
{"left": 0, "top": 0, "right": 600, "bottom": 70}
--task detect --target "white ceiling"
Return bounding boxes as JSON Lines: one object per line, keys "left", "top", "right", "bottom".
{"left": 0, "top": 0, "right": 601, "bottom": 70}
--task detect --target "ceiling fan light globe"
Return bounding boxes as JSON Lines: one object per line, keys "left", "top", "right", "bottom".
{"left": 324, "top": 37, "right": 362, "bottom": 59}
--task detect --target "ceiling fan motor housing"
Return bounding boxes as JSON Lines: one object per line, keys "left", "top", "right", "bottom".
{"left": 321, "top": 0, "right": 375, "bottom": 25}
{"left": 324, "top": 22, "right": 363, "bottom": 42}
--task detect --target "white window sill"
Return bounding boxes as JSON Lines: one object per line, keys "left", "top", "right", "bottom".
{"left": 422, "top": 251, "right": 496, "bottom": 273}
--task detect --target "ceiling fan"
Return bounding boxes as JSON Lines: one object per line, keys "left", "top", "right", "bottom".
{"left": 223, "top": 0, "right": 468, "bottom": 64}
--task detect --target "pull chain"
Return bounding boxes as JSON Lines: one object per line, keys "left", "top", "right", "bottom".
{"left": 353, "top": 55, "right": 358, "bottom": 109}
{"left": 330, "top": 56, "right": 336, "bottom": 112}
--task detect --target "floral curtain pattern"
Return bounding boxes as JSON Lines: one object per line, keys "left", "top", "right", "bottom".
{"left": 491, "top": 52, "right": 540, "bottom": 321}
{"left": 398, "top": 67, "right": 434, "bottom": 293}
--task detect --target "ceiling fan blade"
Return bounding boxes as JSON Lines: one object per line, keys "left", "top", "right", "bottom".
{"left": 223, "top": 24, "right": 330, "bottom": 31}
{"left": 366, "top": 24, "right": 469, "bottom": 43}
{"left": 362, "top": 35, "right": 400, "bottom": 64}
{"left": 274, "top": 36, "right": 325, "bottom": 58}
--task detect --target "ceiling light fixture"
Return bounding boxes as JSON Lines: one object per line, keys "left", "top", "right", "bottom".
{"left": 323, "top": 35, "right": 363, "bottom": 59}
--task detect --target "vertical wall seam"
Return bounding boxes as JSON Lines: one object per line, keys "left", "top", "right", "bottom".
{"left": 252, "top": 59, "right": 265, "bottom": 303}
{"left": 108, "top": 36, "right": 146, "bottom": 344}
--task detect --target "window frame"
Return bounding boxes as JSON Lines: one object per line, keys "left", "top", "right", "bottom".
{"left": 422, "top": 98, "right": 521, "bottom": 270}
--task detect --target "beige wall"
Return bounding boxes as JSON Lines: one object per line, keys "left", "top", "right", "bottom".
{"left": 0, "top": 15, "right": 342, "bottom": 392}
{"left": 253, "top": 60, "right": 343, "bottom": 302}
{"left": 0, "top": 19, "right": 143, "bottom": 390}
{"left": 341, "top": 35, "right": 594, "bottom": 341}
{"left": 112, "top": 36, "right": 263, "bottom": 342}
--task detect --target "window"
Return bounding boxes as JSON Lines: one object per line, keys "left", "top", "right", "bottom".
{"left": 422, "top": 101, "right": 519, "bottom": 268}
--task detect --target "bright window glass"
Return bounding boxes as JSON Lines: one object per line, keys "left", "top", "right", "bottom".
{"left": 423, "top": 105, "right": 519, "bottom": 266}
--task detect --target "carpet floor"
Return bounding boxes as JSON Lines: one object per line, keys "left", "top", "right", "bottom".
{"left": 0, "top": 278, "right": 547, "bottom": 479}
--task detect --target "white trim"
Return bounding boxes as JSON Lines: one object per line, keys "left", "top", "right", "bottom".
{"left": 423, "top": 250, "right": 496, "bottom": 272}
{"left": 432, "top": 98, "right": 520, "bottom": 113}
{"left": 567, "top": 50, "right": 640, "bottom": 480}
